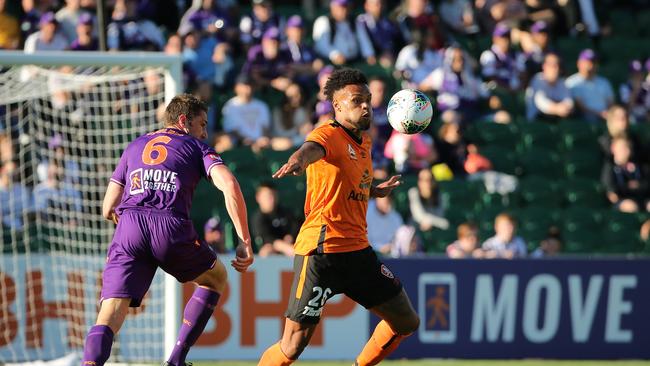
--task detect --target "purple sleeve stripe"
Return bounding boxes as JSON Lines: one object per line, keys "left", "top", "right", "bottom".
{"left": 110, "top": 178, "right": 125, "bottom": 187}
{"left": 206, "top": 161, "right": 224, "bottom": 177}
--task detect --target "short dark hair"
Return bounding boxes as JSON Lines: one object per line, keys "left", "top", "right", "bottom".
{"left": 257, "top": 181, "right": 276, "bottom": 191}
{"left": 164, "top": 93, "right": 207, "bottom": 126}
{"left": 323, "top": 68, "right": 368, "bottom": 102}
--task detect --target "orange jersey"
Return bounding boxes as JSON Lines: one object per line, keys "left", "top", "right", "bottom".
{"left": 294, "top": 121, "right": 373, "bottom": 255}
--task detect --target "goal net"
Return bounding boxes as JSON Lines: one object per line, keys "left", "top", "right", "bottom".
{"left": 0, "top": 52, "right": 183, "bottom": 364}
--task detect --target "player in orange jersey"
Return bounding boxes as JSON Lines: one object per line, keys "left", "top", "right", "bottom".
{"left": 258, "top": 68, "right": 419, "bottom": 366}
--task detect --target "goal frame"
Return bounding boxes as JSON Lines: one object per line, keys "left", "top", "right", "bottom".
{"left": 0, "top": 50, "right": 183, "bottom": 361}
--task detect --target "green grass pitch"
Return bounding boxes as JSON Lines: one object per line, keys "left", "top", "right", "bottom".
{"left": 196, "top": 361, "right": 650, "bottom": 366}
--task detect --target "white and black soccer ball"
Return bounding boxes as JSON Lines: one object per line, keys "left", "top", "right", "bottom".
{"left": 386, "top": 89, "right": 433, "bottom": 135}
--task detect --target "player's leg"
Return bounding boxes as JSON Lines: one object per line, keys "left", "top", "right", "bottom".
{"left": 258, "top": 318, "right": 318, "bottom": 365}
{"left": 82, "top": 298, "right": 131, "bottom": 366}
{"left": 356, "top": 289, "right": 419, "bottom": 366}
{"left": 258, "top": 253, "right": 334, "bottom": 365}
{"left": 165, "top": 258, "right": 226, "bottom": 366}
{"left": 154, "top": 216, "right": 224, "bottom": 366}
{"left": 342, "top": 247, "right": 419, "bottom": 366}
{"left": 83, "top": 212, "right": 157, "bottom": 366}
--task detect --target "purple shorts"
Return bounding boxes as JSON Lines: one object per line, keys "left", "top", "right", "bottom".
{"left": 101, "top": 209, "right": 217, "bottom": 307}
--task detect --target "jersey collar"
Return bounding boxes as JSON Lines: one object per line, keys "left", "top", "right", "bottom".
{"left": 330, "top": 120, "right": 363, "bottom": 145}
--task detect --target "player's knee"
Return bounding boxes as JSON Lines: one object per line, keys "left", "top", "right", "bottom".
{"left": 280, "top": 339, "right": 307, "bottom": 360}
{"left": 393, "top": 313, "right": 420, "bottom": 335}
{"left": 196, "top": 260, "right": 227, "bottom": 293}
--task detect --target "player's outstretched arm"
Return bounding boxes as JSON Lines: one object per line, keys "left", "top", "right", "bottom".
{"left": 370, "top": 175, "right": 402, "bottom": 198}
{"left": 210, "top": 164, "right": 254, "bottom": 272}
{"left": 102, "top": 181, "right": 124, "bottom": 224}
{"left": 272, "top": 141, "right": 325, "bottom": 178}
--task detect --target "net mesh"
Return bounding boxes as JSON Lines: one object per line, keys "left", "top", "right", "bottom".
{"left": 0, "top": 64, "right": 169, "bottom": 362}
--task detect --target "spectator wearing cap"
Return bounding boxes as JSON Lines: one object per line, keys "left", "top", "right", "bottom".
{"left": 204, "top": 217, "right": 228, "bottom": 254}
{"left": 24, "top": 12, "right": 69, "bottom": 53}
{"left": 437, "top": 0, "right": 479, "bottom": 35}
{"left": 70, "top": 13, "right": 98, "bottom": 51}
{"left": 107, "top": 0, "right": 165, "bottom": 51}
{"left": 480, "top": 22, "right": 525, "bottom": 91}
{"left": 242, "top": 27, "right": 294, "bottom": 92}
{"left": 0, "top": 0, "right": 20, "bottom": 49}
{"left": 619, "top": 59, "right": 650, "bottom": 123}
{"left": 313, "top": 0, "right": 360, "bottom": 65}
{"left": 521, "top": 21, "right": 553, "bottom": 78}
{"left": 395, "top": 0, "right": 445, "bottom": 47}
{"left": 282, "top": 15, "right": 323, "bottom": 87}
{"left": 56, "top": 0, "right": 92, "bottom": 43}
{"left": 220, "top": 75, "right": 271, "bottom": 150}
{"left": 525, "top": 52, "right": 573, "bottom": 122}
{"left": 314, "top": 100, "right": 334, "bottom": 126}
{"left": 316, "top": 65, "right": 335, "bottom": 102}
{"left": 355, "top": 0, "right": 403, "bottom": 67}
{"left": 178, "top": 0, "right": 235, "bottom": 42}
{"left": 252, "top": 182, "right": 296, "bottom": 257}
{"left": 240, "top": 0, "right": 282, "bottom": 47}
{"left": 565, "top": 49, "right": 614, "bottom": 122}
{"left": 420, "top": 46, "right": 489, "bottom": 123}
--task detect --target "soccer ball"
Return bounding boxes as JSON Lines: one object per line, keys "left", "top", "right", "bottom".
{"left": 386, "top": 89, "right": 433, "bottom": 134}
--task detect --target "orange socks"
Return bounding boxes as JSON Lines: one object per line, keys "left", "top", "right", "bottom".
{"left": 258, "top": 342, "right": 294, "bottom": 366}
{"left": 356, "top": 320, "right": 408, "bottom": 366}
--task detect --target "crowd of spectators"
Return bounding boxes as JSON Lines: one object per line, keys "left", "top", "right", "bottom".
{"left": 1, "top": 0, "right": 649, "bottom": 257}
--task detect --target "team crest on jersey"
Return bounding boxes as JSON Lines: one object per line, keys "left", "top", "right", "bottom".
{"left": 208, "top": 153, "right": 221, "bottom": 162}
{"left": 380, "top": 264, "right": 394, "bottom": 279}
{"left": 129, "top": 168, "right": 145, "bottom": 195}
{"left": 347, "top": 144, "right": 357, "bottom": 160}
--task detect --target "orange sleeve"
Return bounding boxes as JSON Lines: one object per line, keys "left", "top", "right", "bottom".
{"left": 305, "top": 126, "right": 337, "bottom": 162}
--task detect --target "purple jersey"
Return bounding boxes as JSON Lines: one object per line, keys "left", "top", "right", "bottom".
{"left": 110, "top": 127, "right": 223, "bottom": 218}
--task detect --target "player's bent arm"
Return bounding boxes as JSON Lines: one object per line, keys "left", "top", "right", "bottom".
{"left": 102, "top": 181, "right": 124, "bottom": 221}
{"left": 210, "top": 164, "right": 252, "bottom": 244}
{"left": 272, "top": 141, "right": 325, "bottom": 178}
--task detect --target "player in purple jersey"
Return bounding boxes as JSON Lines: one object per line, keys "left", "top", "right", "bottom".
{"left": 81, "top": 94, "right": 254, "bottom": 366}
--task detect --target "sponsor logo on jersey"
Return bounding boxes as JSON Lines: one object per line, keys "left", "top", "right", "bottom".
{"left": 359, "top": 169, "right": 372, "bottom": 190}
{"left": 130, "top": 168, "right": 179, "bottom": 194}
{"left": 381, "top": 264, "right": 395, "bottom": 279}
{"left": 129, "top": 168, "right": 145, "bottom": 195}
{"left": 347, "top": 144, "right": 357, "bottom": 160}
{"left": 347, "top": 190, "right": 369, "bottom": 202}
{"left": 208, "top": 153, "right": 222, "bottom": 162}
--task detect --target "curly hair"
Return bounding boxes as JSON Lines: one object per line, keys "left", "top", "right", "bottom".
{"left": 323, "top": 68, "right": 368, "bottom": 102}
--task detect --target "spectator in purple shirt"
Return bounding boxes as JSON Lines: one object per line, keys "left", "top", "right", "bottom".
{"left": 243, "top": 27, "right": 294, "bottom": 92}
{"left": 70, "top": 12, "right": 98, "bottom": 51}
{"left": 239, "top": 0, "right": 282, "bottom": 48}
{"left": 480, "top": 22, "right": 524, "bottom": 91}
{"left": 619, "top": 59, "right": 650, "bottom": 124}
{"left": 356, "top": 0, "right": 403, "bottom": 68}
{"left": 107, "top": 0, "right": 165, "bottom": 51}
{"left": 178, "top": 0, "right": 236, "bottom": 43}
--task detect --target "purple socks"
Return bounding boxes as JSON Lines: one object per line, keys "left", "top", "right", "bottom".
{"left": 82, "top": 325, "right": 114, "bottom": 366}
{"left": 167, "top": 287, "right": 221, "bottom": 366}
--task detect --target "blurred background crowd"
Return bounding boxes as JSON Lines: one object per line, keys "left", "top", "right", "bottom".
{"left": 1, "top": 0, "right": 650, "bottom": 259}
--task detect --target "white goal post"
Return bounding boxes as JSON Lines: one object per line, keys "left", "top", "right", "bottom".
{"left": 0, "top": 51, "right": 183, "bottom": 363}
